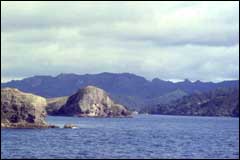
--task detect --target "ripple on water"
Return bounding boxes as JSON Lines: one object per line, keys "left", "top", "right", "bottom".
{"left": 1, "top": 115, "right": 239, "bottom": 159}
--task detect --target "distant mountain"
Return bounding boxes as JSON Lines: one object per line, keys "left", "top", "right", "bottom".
{"left": 147, "top": 87, "right": 239, "bottom": 117}
{"left": 143, "top": 89, "right": 188, "bottom": 106}
{"left": 1, "top": 72, "right": 239, "bottom": 111}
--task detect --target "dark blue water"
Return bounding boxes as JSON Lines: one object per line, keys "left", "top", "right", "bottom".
{"left": 1, "top": 115, "right": 239, "bottom": 159}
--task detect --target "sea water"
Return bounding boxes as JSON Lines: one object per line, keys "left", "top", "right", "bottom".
{"left": 1, "top": 115, "right": 239, "bottom": 159}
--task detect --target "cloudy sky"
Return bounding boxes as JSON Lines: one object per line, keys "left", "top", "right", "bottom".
{"left": 1, "top": 1, "right": 239, "bottom": 82}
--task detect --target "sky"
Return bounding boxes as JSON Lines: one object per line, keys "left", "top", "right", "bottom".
{"left": 1, "top": 1, "right": 239, "bottom": 82}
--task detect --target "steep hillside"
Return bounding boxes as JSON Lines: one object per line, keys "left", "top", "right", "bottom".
{"left": 147, "top": 87, "right": 239, "bottom": 117}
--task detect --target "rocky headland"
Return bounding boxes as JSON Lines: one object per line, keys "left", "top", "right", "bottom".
{"left": 1, "top": 86, "right": 132, "bottom": 129}
{"left": 1, "top": 88, "right": 58, "bottom": 128}
{"left": 56, "top": 86, "right": 132, "bottom": 117}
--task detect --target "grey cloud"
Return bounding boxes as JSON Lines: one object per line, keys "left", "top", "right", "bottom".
{"left": 1, "top": 2, "right": 140, "bottom": 32}
{"left": 2, "top": 2, "right": 239, "bottom": 47}
{"left": 1, "top": 1, "right": 239, "bottom": 82}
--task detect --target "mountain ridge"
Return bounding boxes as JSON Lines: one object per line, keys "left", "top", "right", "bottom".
{"left": 1, "top": 72, "right": 239, "bottom": 111}
{"left": 3, "top": 72, "right": 239, "bottom": 84}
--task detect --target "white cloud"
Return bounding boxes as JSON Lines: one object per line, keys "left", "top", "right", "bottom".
{"left": 1, "top": 1, "right": 239, "bottom": 82}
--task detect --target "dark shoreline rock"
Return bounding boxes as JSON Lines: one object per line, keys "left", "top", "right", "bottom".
{"left": 1, "top": 122, "right": 59, "bottom": 129}
{"left": 63, "top": 124, "right": 78, "bottom": 128}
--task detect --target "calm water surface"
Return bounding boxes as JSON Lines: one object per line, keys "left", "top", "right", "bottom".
{"left": 1, "top": 115, "right": 239, "bottom": 159}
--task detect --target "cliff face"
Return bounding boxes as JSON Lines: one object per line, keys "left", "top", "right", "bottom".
{"left": 1, "top": 88, "right": 53, "bottom": 128}
{"left": 57, "top": 86, "right": 131, "bottom": 117}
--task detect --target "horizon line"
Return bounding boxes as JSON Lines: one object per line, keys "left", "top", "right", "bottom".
{"left": 1, "top": 72, "right": 239, "bottom": 84}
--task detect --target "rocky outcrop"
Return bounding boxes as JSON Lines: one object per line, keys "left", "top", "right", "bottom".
{"left": 64, "top": 124, "right": 78, "bottom": 129}
{"left": 1, "top": 88, "right": 58, "bottom": 128}
{"left": 46, "top": 96, "right": 68, "bottom": 115}
{"left": 57, "top": 86, "right": 132, "bottom": 117}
